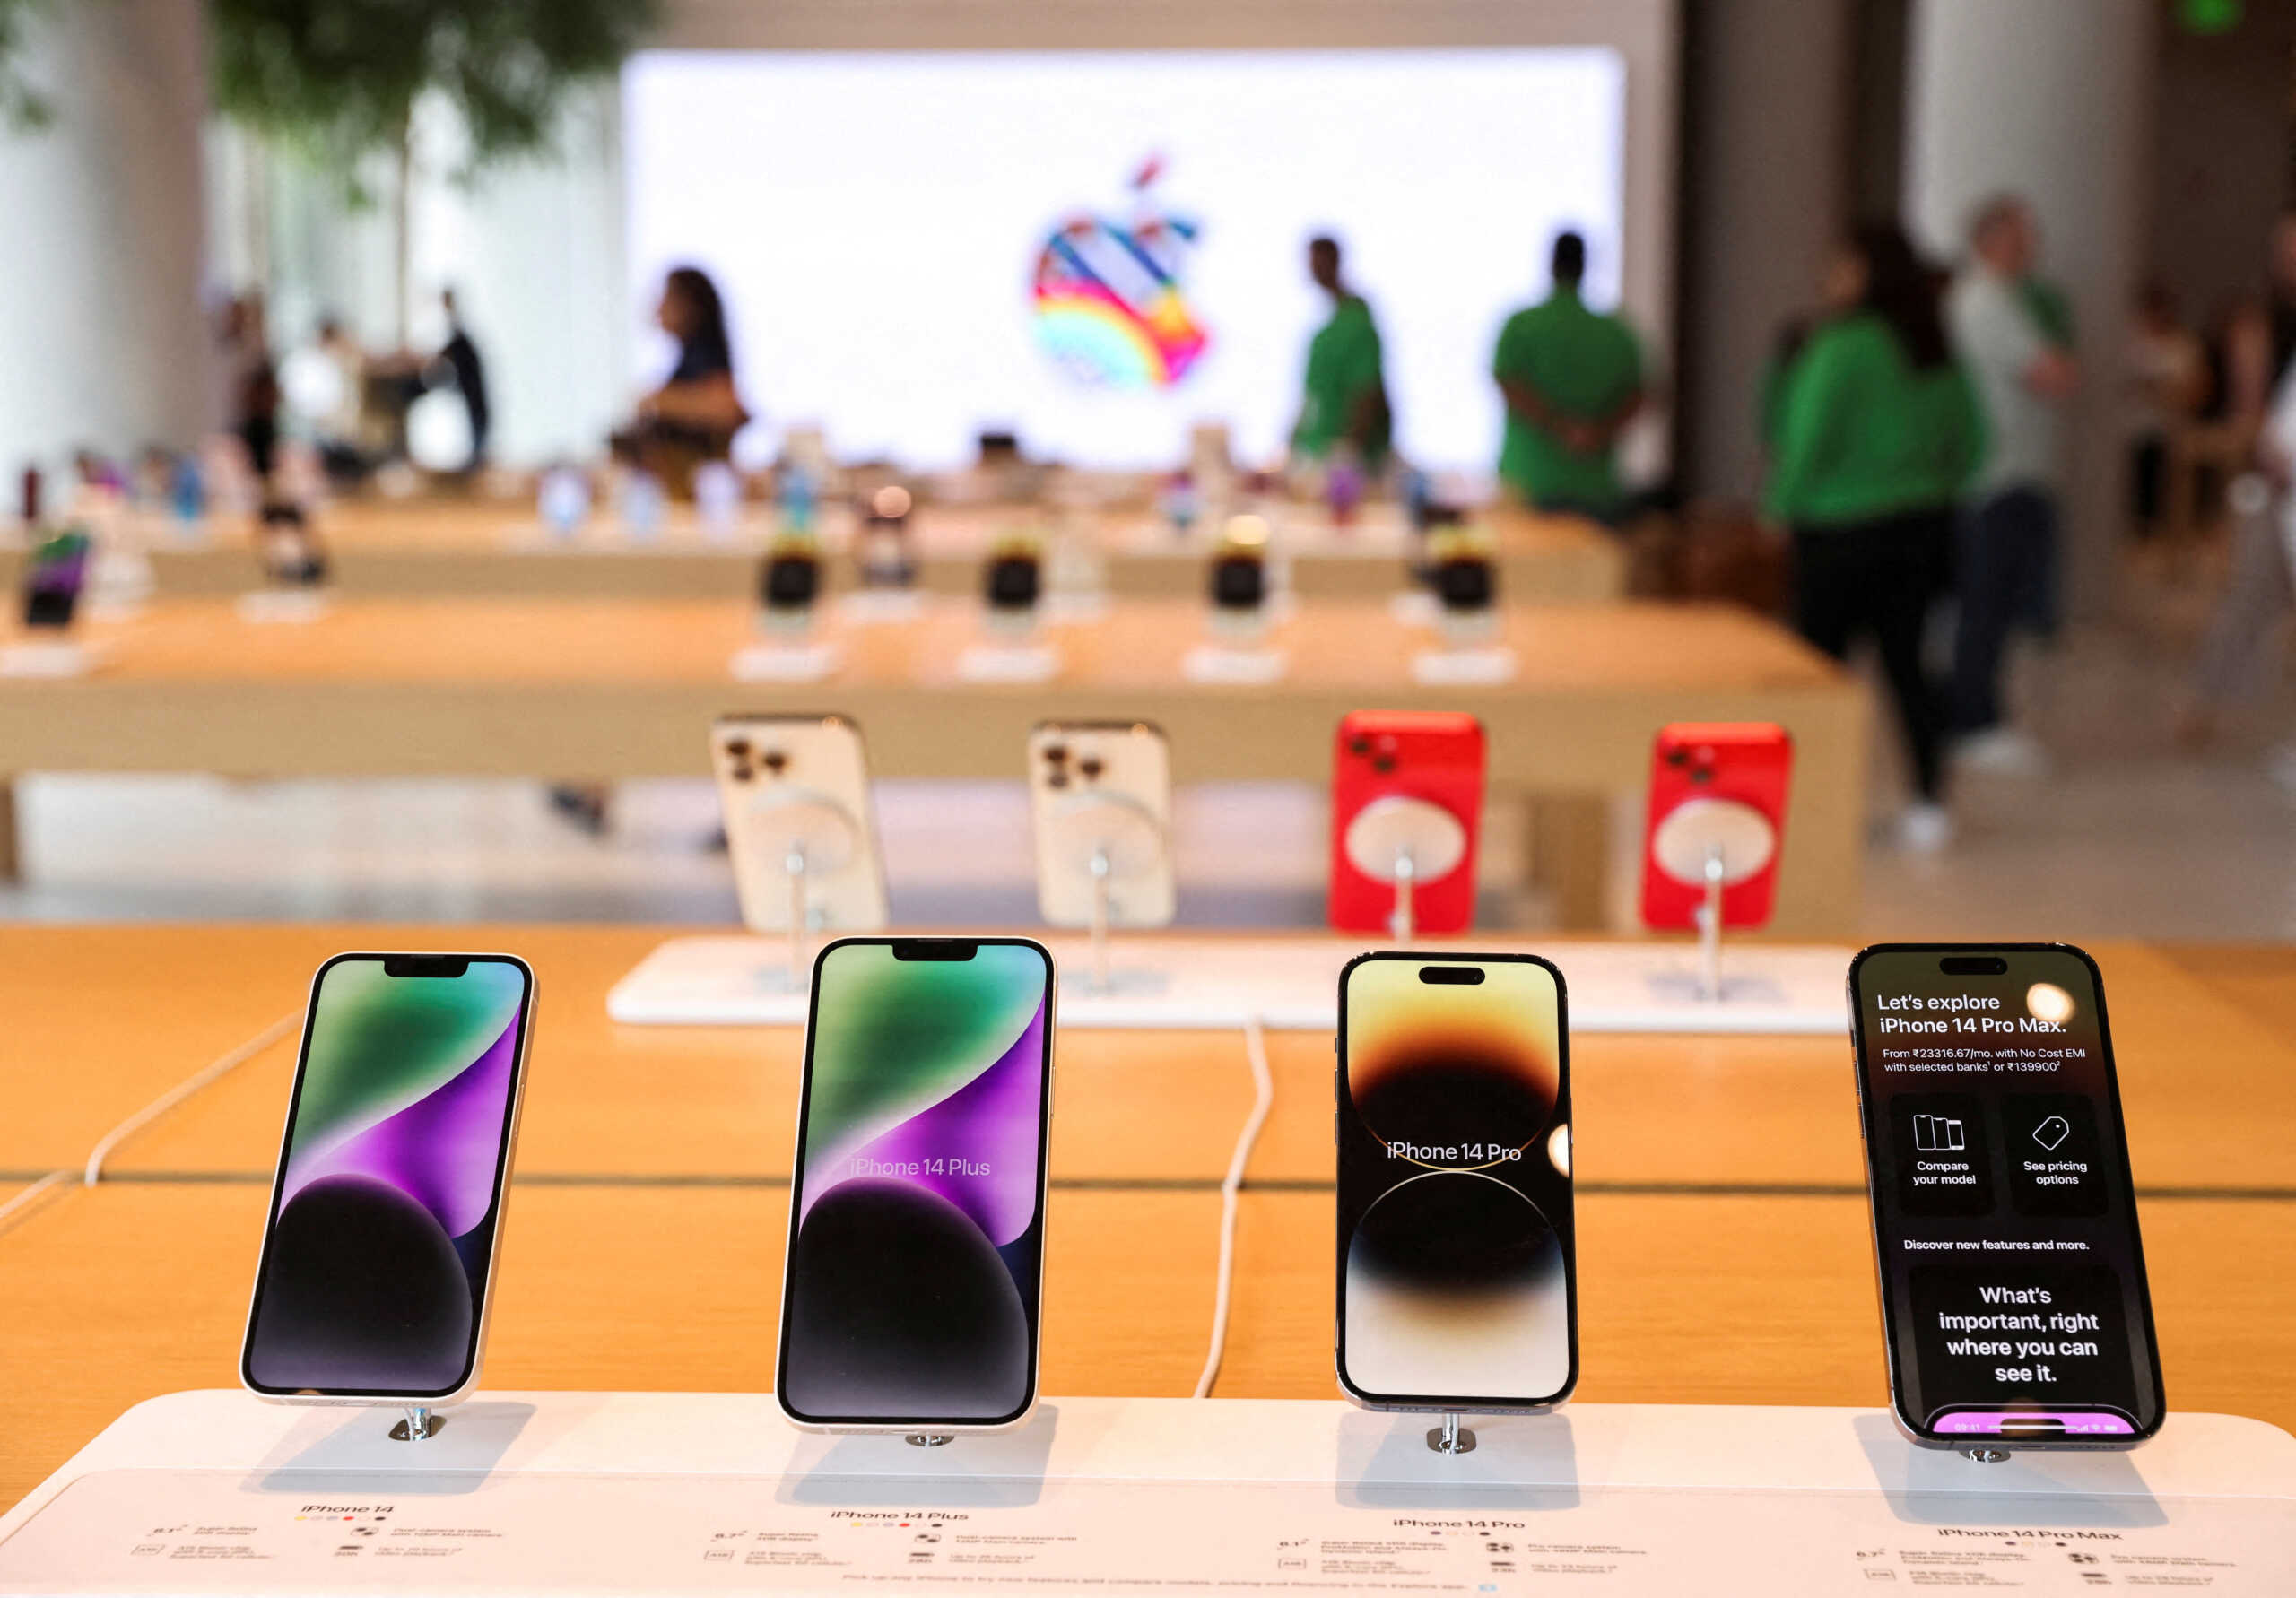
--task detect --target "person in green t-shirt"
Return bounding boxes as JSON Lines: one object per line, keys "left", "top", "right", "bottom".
{"left": 1291, "top": 236, "right": 1392, "bottom": 471}
{"left": 1763, "top": 221, "right": 1986, "bottom": 850}
{"left": 1492, "top": 231, "right": 1645, "bottom": 523}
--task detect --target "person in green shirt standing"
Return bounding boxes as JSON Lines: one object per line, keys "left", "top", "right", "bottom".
{"left": 1291, "top": 235, "right": 1392, "bottom": 472}
{"left": 1492, "top": 230, "right": 1645, "bottom": 523}
{"left": 1765, "top": 221, "right": 1987, "bottom": 851}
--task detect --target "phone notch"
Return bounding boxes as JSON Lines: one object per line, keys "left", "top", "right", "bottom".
{"left": 892, "top": 940, "right": 978, "bottom": 961}
{"left": 381, "top": 955, "right": 470, "bottom": 978}
{"left": 1938, "top": 955, "right": 2008, "bottom": 976}
{"left": 1416, "top": 965, "right": 1486, "bottom": 986}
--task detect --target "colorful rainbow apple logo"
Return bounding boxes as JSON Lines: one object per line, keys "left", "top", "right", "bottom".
{"left": 1031, "top": 156, "right": 1210, "bottom": 389}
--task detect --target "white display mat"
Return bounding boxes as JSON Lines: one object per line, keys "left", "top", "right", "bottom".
{"left": 0, "top": 1393, "right": 2286, "bottom": 1594}
{"left": 606, "top": 935, "right": 1857, "bottom": 1033}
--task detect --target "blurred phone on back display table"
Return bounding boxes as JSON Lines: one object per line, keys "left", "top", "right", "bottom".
{"left": 1328, "top": 711, "right": 1484, "bottom": 937}
{"left": 1639, "top": 722, "right": 1792, "bottom": 931}
{"left": 20, "top": 529, "right": 91, "bottom": 630}
{"left": 1027, "top": 720, "right": 1175, "bottom": 928}
{"left": 711, "top": 713, "right": 889, "bottom": 934}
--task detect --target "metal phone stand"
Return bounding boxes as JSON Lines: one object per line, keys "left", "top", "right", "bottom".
{"left": 1042, "top": 793, "right": 1170, "bottom": 994}
{"left": 1427, "top": 1412, "right": 1476, "bottom": 1455}
{"left": 741, "top": 788, "right": 863, "bottom": 989}
{"left": 389, "top": 1407, "right": 442, "bottom": 1442}
{"left": 1344, "top": 796, "right": 1468, "bottom": 944}
{"left": 1648, "top": 797, "right": 1779, "bottom": 1003}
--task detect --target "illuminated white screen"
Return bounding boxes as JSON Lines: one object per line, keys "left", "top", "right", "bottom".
{"left": 623, "top": 49, "right": 1626, "bottom": 472}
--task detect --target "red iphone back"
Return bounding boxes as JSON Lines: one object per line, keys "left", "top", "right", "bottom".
{"left": 1639, "top": 722, "right": 1793, "bottom": 930}
{"left": 1328, "top": 711, "right": 1485, "bottom": 934}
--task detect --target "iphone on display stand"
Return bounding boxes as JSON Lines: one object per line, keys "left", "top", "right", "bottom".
{"left": 1328, "top": 711, "right": 1484, "bottom": 941}
{"left": 1027, "top": 722, "right": 1175, "bottom": 994}
{"left": 1848, "top": 944, "right": 2164, "bottom": 1457}
{"left": 1638, "top": 722, "right": 1792, "bottom": 1002}
{"left": 19, "top": 528, "right": 91, "bottom": 631}
{"left": 712, "top": 714, "right": 890, "bottom": 986}
{"left": 240, "top": 953, "right": 536, "bottom": 1441}
{"left": 777, "top": 937, "right": 1056, "bottom": 1438}
{"left": 1336, "top": 951, "right": 1577, "bottom": 1453}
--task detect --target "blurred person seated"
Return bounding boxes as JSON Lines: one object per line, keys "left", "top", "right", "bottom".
{"left": 1945, "top": 194, "right": 2079, "bottom": 777}
{"left": 613, "top": 265, "right": 750, "bottom": 498}
{"left": 277, "top": 314, "right": 372, "bottom": 486}
{"left": 1289, "top": 235, "right": 1393, "bottom": 476}
{"left": 1766, "top": 221, "right": 1984, "bottom": 852}
{"left": 1492, "top": 230, "right": 1645, "bottom": 526}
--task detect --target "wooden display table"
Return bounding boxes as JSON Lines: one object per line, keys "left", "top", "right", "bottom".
{"left": 2, "top": 500, "right": 1627, "bottom": 604}
{"left": 0, "top": 925, "right": 2291, "bottom": 1512}
{"left": 0, "top": 595, "right": 1865, "bottom": 933}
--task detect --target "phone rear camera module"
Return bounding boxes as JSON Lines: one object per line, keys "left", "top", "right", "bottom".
{"left": 762, "top": 750, "right": 789, "bottom": 776}
{"left": 1078, "top": 757, "right": 1104, "bottom": 780}
{"left": 1373, "top": 757, "right": 1396, "bottom": 775}
{"left": 1350, "top": 736, "right": 1371, "bottom": 756}
{"left": 1043, "top": 744, "right": 1069, "bottom": 764}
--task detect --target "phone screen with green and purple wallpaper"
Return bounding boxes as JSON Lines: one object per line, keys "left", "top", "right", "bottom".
{"left": 778, "top": 939, "right": 1053, "bottom": 1427}
{"left": 242, "top": 955, "right": 531, "bottom": 1399}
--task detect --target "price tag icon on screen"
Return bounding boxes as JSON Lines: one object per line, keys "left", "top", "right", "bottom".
{"left": 2033, "top": 1116, "right": 2071, "bottom": 1150}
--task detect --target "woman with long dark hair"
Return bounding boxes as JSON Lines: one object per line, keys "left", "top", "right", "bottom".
{"left": 1765, "top": 221, "right": 1986, "bottom": 851}
{"left": 617, "top": 264, "right": 752, "bottom": 495}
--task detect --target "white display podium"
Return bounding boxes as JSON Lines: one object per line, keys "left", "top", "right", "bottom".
{"left": 607, "top": 934, "right": 1856, "bottom": 1034}
{"left": 0, "top": 1393, "right": 2287, "bottom": 1594}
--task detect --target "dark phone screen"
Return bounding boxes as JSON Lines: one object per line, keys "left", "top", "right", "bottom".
{"left": 242, "top": 956, "right": 530, "bottom": 1398}
{"left": 985, "top": 555, "right": 1041, "bottom": 610}
{"left": 778, "top": 940, "right": 1053, "bottom": 1426}
{"left": 1853, "top": 947, "right": 2163, "bottom": 1442}
{"left": 1210, "top": 553, "right": 1266, "bottom": 611}
{"left": 1433, "top": 558, "right": 1495, "bottom": 612}
{"left": 1336, "top": 954, "right": 1575, "bottom": 1408}
{"left": 762, "top": 552, "right": 821, "bottom": 609}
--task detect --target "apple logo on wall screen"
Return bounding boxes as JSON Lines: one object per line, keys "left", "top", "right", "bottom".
{"left": 1030, "top": 156, "right": 1211, "bottom": 389}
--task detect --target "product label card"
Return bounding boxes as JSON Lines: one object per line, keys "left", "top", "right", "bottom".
{"left": 1, "top": 1469, "right": 2288, "bottom": 1594}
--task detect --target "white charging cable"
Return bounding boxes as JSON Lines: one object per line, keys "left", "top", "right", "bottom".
{"left": 82, "top": 1012, "right": 300, "bottom": 1186}
{"left": 1193, "top": 1012, "right": 1275, "bottom": 1399}
{"left": 0, "top": 1169, "right": 70, "bottom": 1237}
